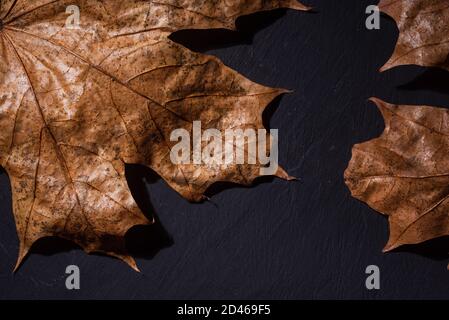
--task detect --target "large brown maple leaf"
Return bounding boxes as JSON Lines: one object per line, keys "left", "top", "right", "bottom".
{"left": 379, "top": 0, "right": 449, "bottom": 71}
{"left": 0, "top": 0, "right": 308, "bottom": 271}
{"left": 345, "top": 98, "right": 449, "bottom": 268}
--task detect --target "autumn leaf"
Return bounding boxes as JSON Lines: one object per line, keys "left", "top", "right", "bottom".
{"left": 347, "top": 0, "right": 449, "bottom": 268}
{"left": 379, "top": 0, "right": 449, "bottom": 72}
{"left": 0, "top": 0, "right": 308, "bottom": 271}
{"left": 345, "top": 98, "right": 449, "bottom": 268}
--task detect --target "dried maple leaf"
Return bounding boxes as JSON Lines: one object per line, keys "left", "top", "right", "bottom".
{"left": 345, "top": 98, "right": 449, "bottom": 268}
{"left": 379, "top": 0, "right": 449, "bottom": 72}
{"left": 0, "top": 0, "right": 308, "bottom": 271}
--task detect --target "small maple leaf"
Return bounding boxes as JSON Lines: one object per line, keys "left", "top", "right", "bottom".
{"left": 379, "top": 0, "right": 449, "bottom": 71}
{"left": 345, "top": 98, "right": 449, "bottom": 269}
{"left": 0, "top": 0, "right": 308, "bottom": 271}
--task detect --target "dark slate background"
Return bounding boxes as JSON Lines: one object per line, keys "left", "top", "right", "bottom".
{"left": 1, "top": 0, "right": 449, "bottom": 300}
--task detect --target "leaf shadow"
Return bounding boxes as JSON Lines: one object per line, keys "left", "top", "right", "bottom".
{"left": 262, "top": 94, "right": 284, "bottom": 128}
{"left": 204, "top": 175, "right": 276, "bottom": 200}
{"left": 392, "top": 236, "right": 449, "bottom": 262}
{"left": 169, "top": 9, "right": 289, "bottom": 52}
{"left": 31, "top": 236, "right": 80, "bottom": 256}
{"left": 398, "top": 67, "right": 449, "bottom": 96}
{"left": 124, "top": 164, "right": 173, "bottom": 259}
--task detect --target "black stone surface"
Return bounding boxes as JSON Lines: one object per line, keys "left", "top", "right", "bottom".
{"left": 1, "top": 0, "right": 449, "bottom": 299}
